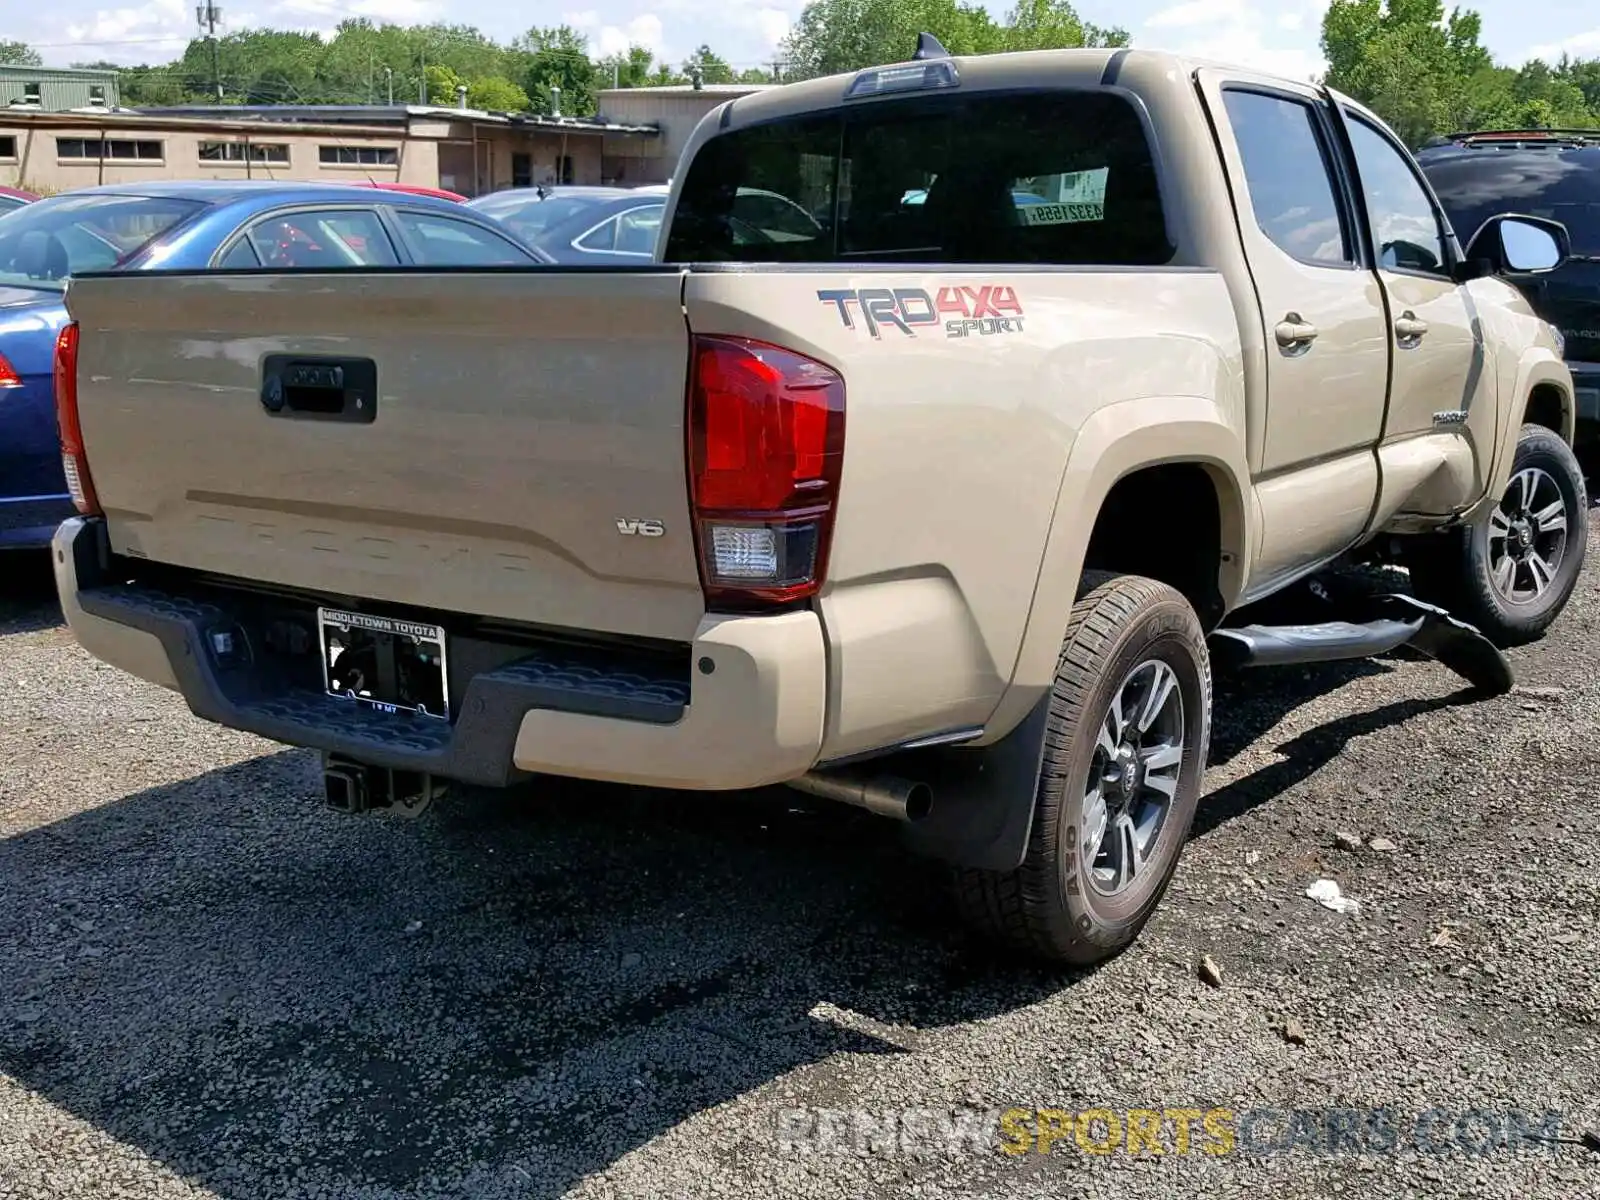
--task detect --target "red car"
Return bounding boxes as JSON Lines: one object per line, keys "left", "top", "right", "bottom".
{"left": 349, "top": 181, "right": 468, "bottom": 203}
{"left": 0, "top": 186, "right": 40, "bottom": 214}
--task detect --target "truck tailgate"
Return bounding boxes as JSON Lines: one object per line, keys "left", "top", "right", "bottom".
{"left": 64, "top": 270, "right": 705, "bottom": 642}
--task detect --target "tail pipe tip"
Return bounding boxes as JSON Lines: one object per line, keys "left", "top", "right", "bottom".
{"left": 788, "top": 770, "right": 933, "bottom": 823}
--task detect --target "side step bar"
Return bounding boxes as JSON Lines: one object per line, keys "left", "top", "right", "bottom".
{"left": 1209, "top": 592, "right": 1513, "bottom": 694}
{"left": 1210, "top": 617, "right": 1421, "bottom": 668}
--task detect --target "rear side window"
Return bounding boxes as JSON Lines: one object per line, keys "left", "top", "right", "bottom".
{"left": 393, "top": 211, "right": 535, "bottom": 266}
{"left": 665, "top": 90, "right": 1172, "bottom": 265}
{"left": 243, "top": 209, "right": 398, "bottom": 269}
{"left": 1424, "top": 148, "right": 1600, "bottom": 258}
{"left": 1222, "top": 89, "right": 1352, "bottom": 266}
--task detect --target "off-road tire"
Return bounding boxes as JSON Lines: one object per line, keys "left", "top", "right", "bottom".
{"left": 1405, "top": 423, "right": 1588, "bottom": 648}
{"left": 953, "top": 572, "right": 1210, "bottom": 965}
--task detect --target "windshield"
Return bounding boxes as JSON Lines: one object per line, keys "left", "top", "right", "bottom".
{"left": 0, "top": 193, "right": 204, "bottom": 292}
{"left": 1425, "top": 148, "right": 1600, "bottom": 258}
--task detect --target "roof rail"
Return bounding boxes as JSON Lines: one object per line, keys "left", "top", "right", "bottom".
{"left": 1444, "top": 128, "right": 1599, "bottom": 142}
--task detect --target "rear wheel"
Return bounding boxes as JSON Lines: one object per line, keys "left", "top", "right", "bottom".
{"left": 1406, "top": 424, "right": 1588, "bottom": 647}
{"left": 953, "top": 572, "right": 1210, "bottom": 965}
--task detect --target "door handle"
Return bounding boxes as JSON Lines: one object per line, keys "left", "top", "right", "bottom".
{"left": 261, "top": 354, "right": 377, "bottom": 424}
{"left": 1274, "top": 314, "right": 1319, "bottom": 349}
{"left": 1394, "top": 312, "right": 1429, "bottom": 344}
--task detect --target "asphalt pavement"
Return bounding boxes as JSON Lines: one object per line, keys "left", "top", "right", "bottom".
{"left": 2, "top": 520, "right": 1597, "bottom": 1199}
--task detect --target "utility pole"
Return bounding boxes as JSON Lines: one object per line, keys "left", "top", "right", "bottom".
{"left": 385, "top": 66, "right": 393, "bottom": 106}
{"left": 195, "top": 4, "right": 223, "bottom": 101}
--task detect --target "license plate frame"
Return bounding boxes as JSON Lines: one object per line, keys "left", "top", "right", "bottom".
{"left": 317, "top": 607, "right": 450, "bottom": 721}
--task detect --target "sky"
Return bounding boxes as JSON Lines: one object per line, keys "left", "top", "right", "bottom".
{"left": 13, "top": 0, "right": 1600, "bottom": 81}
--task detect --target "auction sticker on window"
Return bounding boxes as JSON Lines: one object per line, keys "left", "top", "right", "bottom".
{"left": 1018, "top": 202, "right": 1106, "bottom": 226}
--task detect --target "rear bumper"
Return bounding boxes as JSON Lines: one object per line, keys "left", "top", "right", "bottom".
{"left": 53, "top": 517, "right": 827, "bottom": 791}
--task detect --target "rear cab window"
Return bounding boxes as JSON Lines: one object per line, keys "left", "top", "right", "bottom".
{"left": 664, "top": 90, "right": 1172, "bottom": 265}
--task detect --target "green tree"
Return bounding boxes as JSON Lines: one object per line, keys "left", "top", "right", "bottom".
{"left": 176, "top": 29, "right": 324, "bottom": 104}
{"left": 1323, "top": 1, "right": 1600, "bottom": 142}
{"left": 780, "top": 0, "right": 1006, "bottom": 80}
{"left": 1323, "top": 0, "right": 1504, "bottom": 145}
{"left": 595, "top": 46, "right": 658, "bottom": 89}
{"left": 1004, "top": 0, "right": 1128, "bottom": 51}
{"left": 514, "top": 26, "right": 597, "bottom": 115}
{"left": 0, "top": 40, "right": 42, "bottom": 66}
{"left": 682, "top": 45, "right": 736, "bottom": 85}
{"left": 423, "top": 64, "right": 465, "bottom": 105}
{"left": 780, "top": 0, "right": 1121, "bottom": 80}
{"left": 467, "top": 74, "right": 530, "bottom": 111}
{"left": 1557, "top": 56, "right": 1600, "bottom": 115}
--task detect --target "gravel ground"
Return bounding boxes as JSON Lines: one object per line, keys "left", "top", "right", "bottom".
{"left": 3, "top": 517, "right": 1599, "bottom": 1200}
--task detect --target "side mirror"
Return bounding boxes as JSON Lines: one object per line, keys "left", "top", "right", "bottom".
{"left": 1463, "top": 214, "right": 1570, "bottom": 276}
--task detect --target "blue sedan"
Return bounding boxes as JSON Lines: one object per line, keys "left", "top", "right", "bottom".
{"left": 0, "top": 181, "right": 548, "bottom": 550}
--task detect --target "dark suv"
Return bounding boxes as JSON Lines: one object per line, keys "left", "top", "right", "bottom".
{"left": 1418, "top": 130, "right": 1600, "bottom": 431}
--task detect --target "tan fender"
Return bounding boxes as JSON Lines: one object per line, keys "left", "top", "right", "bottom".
{"left": 980, "top": 395, "right": 1255, "bottom": 741}
{"left": 1481, "top": 349, "right": 1575, "bottom": 513}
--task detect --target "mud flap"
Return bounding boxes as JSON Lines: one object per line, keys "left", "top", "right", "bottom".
{"left": 893, "top": 691, "right": 1052, "bottom": 872}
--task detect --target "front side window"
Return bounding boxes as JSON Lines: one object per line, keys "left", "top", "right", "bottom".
{"left": 666, "top": 90, "right": 1172, "bottom": 265}
{"left": 242, "top": 209, "right": 398, "bottom": 269}
{"left": 1346, "top": 116, "right": 1449, "bottom": 275}
{"left": 393, "top": 211, "right": 535, "bottom": 266}
{"left": 1222, "top": 89, "right": 1352, "bottom": 267}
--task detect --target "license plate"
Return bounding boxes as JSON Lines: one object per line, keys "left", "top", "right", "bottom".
{"left": 318, "top": 607, "right": 449, "bottom": 720}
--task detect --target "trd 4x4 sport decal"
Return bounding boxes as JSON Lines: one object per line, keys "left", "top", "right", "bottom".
{"left": 817, "top": 285, "right": 1024, "bottom": 340}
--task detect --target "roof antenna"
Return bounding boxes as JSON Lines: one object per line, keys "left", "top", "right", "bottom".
{"left": 913, "top": 32, "right": 950, "bottom": 61}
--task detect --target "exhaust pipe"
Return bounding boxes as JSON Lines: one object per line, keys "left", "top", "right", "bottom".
{"left": 788, "top": 770, "right": 933, "bottom": 822}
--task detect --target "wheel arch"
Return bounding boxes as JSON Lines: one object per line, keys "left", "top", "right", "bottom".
{"left": 980, "top": 396, "right": 1252, "bottom": 743}
{"left": 1486, "top": 352, "right": 1576, "bottom": 505}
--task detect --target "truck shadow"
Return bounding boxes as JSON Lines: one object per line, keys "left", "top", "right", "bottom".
{"left": 0, "top": 525, "right": 1565, "bottom": 1196}
{"left": 1196, "top": 663, "right": 1478, "bottom": 840}
{"left": 0, "top": 634, "right": 1487, "bottom": 1199}
{"left": 0, "top": 549, "right": 63, "bottom": 635}
{"left": 0, "top": 750, "right": 1080, "bottom": 1199}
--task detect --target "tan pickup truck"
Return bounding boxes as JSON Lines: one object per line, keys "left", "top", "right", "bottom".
{"left": 51, "top": 44, "right": 1585, "bottom": 965}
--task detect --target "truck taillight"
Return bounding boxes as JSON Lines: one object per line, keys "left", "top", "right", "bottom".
{"left": 687, "top": 335, "right": 845, "bottom": 607}
{"left": 53, "top": 321, "right": 100, "bottom": 516}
